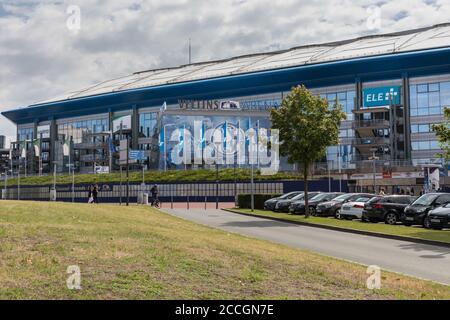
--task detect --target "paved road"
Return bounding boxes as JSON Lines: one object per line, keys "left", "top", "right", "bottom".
{"left": 162, "top": 208, "right": 450, "bottom": 285}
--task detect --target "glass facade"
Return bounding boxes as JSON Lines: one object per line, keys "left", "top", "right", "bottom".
{"left": 139, "top": 112, "right": 158, "bottom": 138}
{"left": 320, "top": 89, "right": 357, "bottom": 169}
{"left": 411, "top": 140, "right": 440, "bottom": 151}
{"left": 320, "top": 90, "right": 356, "bottom": 121}
{"left": 18, "top": 127, "right": 34, "bottom": 141}
{"left": 58, "top": 118, "right": 109, "bottom": 143}
{"left": 411, "top": 123, "right": 438, "bottom": 134}
{"left": 410, "top": 81, "right": 450, "bottom": 116}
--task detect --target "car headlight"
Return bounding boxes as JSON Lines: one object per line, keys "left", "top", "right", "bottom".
{"left": 322, "top": 203, "right": 333, "bottom": 208}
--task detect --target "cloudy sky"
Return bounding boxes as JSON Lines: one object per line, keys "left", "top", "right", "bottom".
{"left": 1, "top": 0, "right": 449, "bottom": 144}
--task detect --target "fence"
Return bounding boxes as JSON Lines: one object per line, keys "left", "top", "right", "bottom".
{"left": 1, "top": 179, "right": 347, "bottom": 203}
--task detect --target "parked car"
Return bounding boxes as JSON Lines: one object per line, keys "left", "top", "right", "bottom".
{"left": 274, "top": 192, "right": 307, "bottom": 213}
{"left": 339, "top": 195, "right": 376, "bottom": 220}
{"left": 264, "top": 191, "right": 303, "bottom": 211}
{"left": 362, "top": 195, "right": 416, "bottom": 225}
{"left": 402, "top": 193, "right": 450, "bottom": 227}
{"left": 427, "top": 204, "right": 450, "bottom": 230}
{"left": 289, "top": 191, "right": 323, "bottom": 214}
{"left": 315, "top": 193, "right": 374, "bottom": 217}
{"left": 289, "top": 192, "right": 344, "bottom": 215}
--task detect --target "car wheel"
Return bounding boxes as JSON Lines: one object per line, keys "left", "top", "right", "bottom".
{"left": 423, "top": 217, "right": 431, "bottom": 229}
{"left": 309, "top": 206, "right": 316, "bottom": 216}
{"left": 335, "top": 210, "right": 342, "bottom": 219}
{"left": 385, "top": 213, "right": 398, "bottom": 225}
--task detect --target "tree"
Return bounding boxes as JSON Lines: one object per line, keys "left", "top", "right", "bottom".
{"left": 432, "top": 107, "right": 450, "bottom": 161}
{"left": 270, "top": 85, "right": 346, "bottom": 218}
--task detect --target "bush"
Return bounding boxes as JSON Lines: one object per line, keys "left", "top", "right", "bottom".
{"left": 238, "top": 194, "right": 282, "bottom": 209}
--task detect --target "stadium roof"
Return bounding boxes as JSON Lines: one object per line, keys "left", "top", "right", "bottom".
{"left": 35, "top": 23, "right": 450, "bottom": 105}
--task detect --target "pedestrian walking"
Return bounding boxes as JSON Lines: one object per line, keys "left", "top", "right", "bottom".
{"left": 88, "top": 185, "right": 94, "bottom": 204}
{"left": 93, "top": 184, "right": 99, "bottom": 204}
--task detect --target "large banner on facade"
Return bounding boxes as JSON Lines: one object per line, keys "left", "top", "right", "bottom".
{"left": 424, "top": 167, "right": 440, "bottom": 192}
{"left": 363, "top": 86, "right": 401, "bottom": 108}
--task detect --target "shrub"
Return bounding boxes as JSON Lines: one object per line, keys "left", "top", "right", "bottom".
{"left": 237, "top": 194, "right": 282, "bottom": 209}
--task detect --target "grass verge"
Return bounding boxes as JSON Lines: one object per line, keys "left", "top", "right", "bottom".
{"left": 0, "top": 201, "right": 449, "bottom": 299}
{"left": 228, "top": 208, "right": 450, "bottom": 245}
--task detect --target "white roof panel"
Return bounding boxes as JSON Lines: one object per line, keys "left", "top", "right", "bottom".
{"left": 34, "top": 23, "right": 450, "bottom": 105}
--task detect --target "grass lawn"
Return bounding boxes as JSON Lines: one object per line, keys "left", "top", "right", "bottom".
{"left": 5, "top": 168, "right": 299, "bottom": 186}
{"left": 0, "top": 201, "right": 449, "bottom": 300}
{"left": 229, "top": 208, "right": 450, "bottom": 245}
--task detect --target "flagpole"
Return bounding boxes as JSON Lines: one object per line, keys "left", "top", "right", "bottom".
{"left": 109, "top": 131, "right": 113, "bottom": 172}
{"left": 24, "top": 141, "right": 27, "bottom": 178}
{"left": 71, "top": 139, "right": 75, "bottom": 203}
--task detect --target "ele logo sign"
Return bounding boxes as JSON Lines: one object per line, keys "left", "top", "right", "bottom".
{"left": 363, "top": 86, "right": 401, "bottom": 108}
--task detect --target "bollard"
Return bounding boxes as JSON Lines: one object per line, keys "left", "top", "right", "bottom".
{"left": 142, "top": 193, "right": 149, "bottom": 205}
{"left": 171, "top": 194, "right": 174, "bottom": 209}
{"left": 187, "top": 195, "right": 190, "bottom": 210}
{"left": 137, "top": 191, "right": 144, "bottom": 205}
{"left": 50, "top": 188, "right": 57, "bottom": 202}
{"left": 1, "top": 189, "right": 6, "bottom": 200}
{"left": 204, "top": 195, "right": 207, "bottom": 210}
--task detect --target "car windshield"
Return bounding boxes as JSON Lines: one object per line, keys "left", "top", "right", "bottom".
{"left": 412, "top": 194, "right": 438, "bottom": 206}
{"left": 367, "top": 196, "right": 383, "bottom": 204}
{"left": 354, "top": 197, "right": 371, "bottom": 202}
{"left": 310, "top": 193, "right": 330, "bottom": 201}
{"left": 307, "top": 193, "right": 320, "bottom": 199}
{"left": 332, "top": 194, "right": 354, "bottom": 202}
{"left": 291, "top": 193, "right": 306, "bottom": 201}
{"left": 280, "top": 192, "right": 301, "bottom": 199}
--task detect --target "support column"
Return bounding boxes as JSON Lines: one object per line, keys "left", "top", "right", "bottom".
{"left": 402, "top": 73, "right": 412, "bottom": 163}
{"left": 355, "top": 78, "right": 362, "bottom": 111}
{"left": 131, "top": 105, "right": 139, "bottom": 150}
{"left": 50, "top": 118, "right": 57, "bottom": 163}
{"left": 31, "top": 120, "right": 38, "bottom": 174}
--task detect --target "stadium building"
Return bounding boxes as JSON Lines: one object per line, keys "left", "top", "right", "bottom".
{"left": 3, "top": 24, "right": 450, "bottom": 190}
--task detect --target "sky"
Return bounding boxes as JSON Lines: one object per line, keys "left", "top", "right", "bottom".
{"left": 1, "top": 0, "right": 450, "bottom": 146}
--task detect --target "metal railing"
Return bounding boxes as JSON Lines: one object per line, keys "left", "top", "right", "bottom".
{"left": 352, "top": 119, "right": 390, "bottom": 129}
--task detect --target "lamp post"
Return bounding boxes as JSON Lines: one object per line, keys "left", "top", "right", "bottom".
{"left": 17, "top": 164, "right": 20, "bottom": 200}
{"left": 369, "top": 147, "right": 379, "bottom": 194}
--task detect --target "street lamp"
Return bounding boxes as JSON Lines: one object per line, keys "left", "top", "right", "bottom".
{"left": 369, "top": 147, "right": 380, "bottom": 194}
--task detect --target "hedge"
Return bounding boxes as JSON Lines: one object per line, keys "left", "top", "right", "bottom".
{"left": 237, "top": 194, "right": 282, "bottom": 209}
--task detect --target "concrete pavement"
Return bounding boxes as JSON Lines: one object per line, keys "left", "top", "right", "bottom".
{"left": 162, "top": 207, "right": 450, "bottom": 285}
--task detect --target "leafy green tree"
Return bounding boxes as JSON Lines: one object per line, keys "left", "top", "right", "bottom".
{"left": 432, "top": 107, "right": 450, "bottom": 160}
{"left": 270, "top": 85, "right": 346, "bottom": 218}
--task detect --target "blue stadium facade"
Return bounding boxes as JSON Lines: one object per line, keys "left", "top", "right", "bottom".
{"left": 3, "top": 24, "right": 450, "bottom": 189}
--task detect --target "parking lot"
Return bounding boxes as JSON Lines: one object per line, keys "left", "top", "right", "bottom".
{"left": 263, "top": 191, "right": 450, "bottom": 231}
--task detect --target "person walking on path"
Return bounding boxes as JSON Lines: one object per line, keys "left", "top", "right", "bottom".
{"left": 88, "top": 185, "right": 94, "bottom": 204}
{"left": 93, "top": 184, "right": 99, "bottom": 204}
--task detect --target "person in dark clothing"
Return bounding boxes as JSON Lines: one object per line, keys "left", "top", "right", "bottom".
{"left": 92, "top": 184, "right": 99, "bottom": 204}
{"left": 150, "top": 184, "right": 158, "bottom": 205}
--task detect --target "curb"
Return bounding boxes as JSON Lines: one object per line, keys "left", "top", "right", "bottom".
{"left": 222, "top": 208, "right": 450, "bottom": 249}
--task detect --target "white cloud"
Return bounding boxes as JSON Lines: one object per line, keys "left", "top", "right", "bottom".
{"left": 0, "top": 0, "right": 449, "bottom": 137}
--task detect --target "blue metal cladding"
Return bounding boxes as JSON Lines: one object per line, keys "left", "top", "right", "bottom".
{"left": 4, "top": 47, "right": 450, "bottom": 124}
